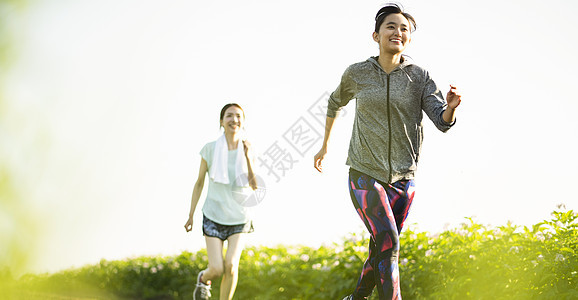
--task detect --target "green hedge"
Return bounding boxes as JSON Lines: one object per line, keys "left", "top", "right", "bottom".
{"left": 2, "top": 208, "right": 576, "bottom": 299}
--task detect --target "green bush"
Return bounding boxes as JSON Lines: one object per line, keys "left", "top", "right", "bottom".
{"left": 399, "top": 208, "right": 577, "bottom": 300}
{"left": 2, "top": 208, "right": 576, "bottom": 299}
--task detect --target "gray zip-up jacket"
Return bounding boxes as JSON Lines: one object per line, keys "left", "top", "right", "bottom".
{"left": 327, "top": 56, "right": 454, "bottom": 184}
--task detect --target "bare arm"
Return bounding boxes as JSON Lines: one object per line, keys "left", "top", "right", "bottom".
{"left": 184, "top": 158, "right": 208, "bottom": 232}
{"left": 313, "top": 116, "right": 336, "bottom": 173}
{"left": 243, "top": 140, "right": 258, "bottom": 190}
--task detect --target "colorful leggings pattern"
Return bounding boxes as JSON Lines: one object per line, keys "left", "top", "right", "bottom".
{"left": 348, "top": 168, "right": 415, "bottom": 300}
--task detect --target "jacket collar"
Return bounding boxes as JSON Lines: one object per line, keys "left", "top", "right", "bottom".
{"left": 367, "top": 55, "right": 413, "bottom": 73}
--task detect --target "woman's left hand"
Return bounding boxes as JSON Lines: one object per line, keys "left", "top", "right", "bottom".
{"left": 446, "top": 85, "right": 462, "bottom": 109}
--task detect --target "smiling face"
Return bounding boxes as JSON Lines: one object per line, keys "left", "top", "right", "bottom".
{"left": 373, "top": 13, "right": 412, "bottom": 55}
{"left": 220, "top": 105, "right": 244, "bottom": 134}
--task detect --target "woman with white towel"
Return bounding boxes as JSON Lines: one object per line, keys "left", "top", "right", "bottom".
{"left": 184, "top": 103, "right": 257, "bottom": 300}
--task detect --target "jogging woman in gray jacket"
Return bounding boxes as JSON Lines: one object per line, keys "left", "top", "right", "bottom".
{"left": 313, "top": 4, "right": 462, "bottom": 300}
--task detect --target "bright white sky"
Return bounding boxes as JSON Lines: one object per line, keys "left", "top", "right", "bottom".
{"left": 4, "top": 0, "right": 578, "bottom": 273}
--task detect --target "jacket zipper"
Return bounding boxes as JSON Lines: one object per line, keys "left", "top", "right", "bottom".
{"left": 386, "top": 75, "right": 393, "bottom": 183}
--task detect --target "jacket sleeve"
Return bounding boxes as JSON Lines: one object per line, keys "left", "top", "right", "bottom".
{"left": 421, "top": 73, "right": 454, "bottom": 132}
{"left": 327, "top": 66, "right": 357, "bottom": 118}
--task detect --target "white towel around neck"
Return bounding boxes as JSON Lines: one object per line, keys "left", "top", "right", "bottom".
{"left": 209, "top": 134, "right": 249, "bottom": 186}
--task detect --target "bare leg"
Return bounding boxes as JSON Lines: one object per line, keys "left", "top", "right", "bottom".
{"left": 220, "top": 233, "right": 245, "bottom": 300}
{"left": 202, "top": 236, "right": 225, "bottom": 283}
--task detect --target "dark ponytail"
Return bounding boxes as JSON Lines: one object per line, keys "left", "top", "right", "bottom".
{"left": 219, "top": 103, "right": 245, "bottom": 128}
{"left": 374, "top": 3, "right": 417, "bottom": 33}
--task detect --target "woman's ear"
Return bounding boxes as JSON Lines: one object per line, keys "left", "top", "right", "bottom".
{"left": 372, "top": 31, "right": 379, "bottom": 43}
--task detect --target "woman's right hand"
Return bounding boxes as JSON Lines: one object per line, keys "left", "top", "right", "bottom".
{"left": 313, "top": 147, "right": 327, "bottom": 173}
{"left": 184, "top": 217, "right": 193, "bottom": 232}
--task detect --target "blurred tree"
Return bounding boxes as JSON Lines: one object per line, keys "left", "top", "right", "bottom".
{"left": 0, "top": 0, "right": 26, "bottom": 67}
{"left": 0, "top": 0, "right": 33, "bottom": 279}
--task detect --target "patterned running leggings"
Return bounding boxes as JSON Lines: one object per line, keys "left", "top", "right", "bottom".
{"left": 348, "top": 168, "right": 415, "bottom": 300}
